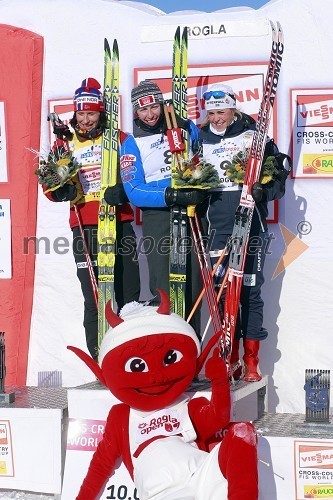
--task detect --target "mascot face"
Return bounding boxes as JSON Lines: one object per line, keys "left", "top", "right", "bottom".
{"left": 68, "top": 290, "right": 218, "bottom": 413}
{"left": 101, "top": 332, "right": 198, "bottom": 411}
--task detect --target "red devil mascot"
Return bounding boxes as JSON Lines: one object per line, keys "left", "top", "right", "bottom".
{"left": 68, "top": 290, "right": 258, "bottom": 499}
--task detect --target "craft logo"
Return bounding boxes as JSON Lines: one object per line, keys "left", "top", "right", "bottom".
{"left": 303, "top": 154, "right": 333, "bottom": 175}
{"left": 304, "top": 485, "right": 333, "bottom": 498}
{"left": 299, "top": 446, "right": 333, "bottom": 468}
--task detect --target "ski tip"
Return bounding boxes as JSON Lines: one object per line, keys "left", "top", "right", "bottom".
{"left": 112, "top": 39, "right": 119, "bottom": 57}
{"left": 269, "top": 20, "right": 276, "bottom": 32}
{"left": 104, "top": 38, "right": 110, "bottom": 50}
{"left": 182, "top": 26, "right": 188, "bottom": 43}
{"left": 276, "top": 20, "right": 283, "bottom": 33}
{"left": 175, "top": 26, "right": 181, "bottom": 40}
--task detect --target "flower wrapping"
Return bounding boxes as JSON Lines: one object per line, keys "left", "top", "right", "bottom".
{"left": 221, "top": 149, "right": 279, "bottom": 185}
{"left": 34, "top": 150, "right": 80, "bottom": 193}
{"left": 173, "top": 154, "right": 220, "bottom": 189}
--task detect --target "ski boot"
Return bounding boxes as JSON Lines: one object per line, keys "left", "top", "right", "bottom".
{"left": 243, "top": 339, "right": 262, "bottom": 382}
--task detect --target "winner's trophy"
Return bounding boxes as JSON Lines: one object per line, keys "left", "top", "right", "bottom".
{"left": 304, "top": 369, "right": 330, "bottom": 424}
{"left": 0, "top": 332, "right": 15, "bottom": 404}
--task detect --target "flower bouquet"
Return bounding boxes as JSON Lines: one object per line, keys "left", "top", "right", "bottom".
{"left": 173, "top": 154, "right": 220, "bottom": 189}
{"left": 222, "top": 149, "right": 279, "bottom": 185}
{"left": 34, "top": 149, "right": 80, "bottom": 193}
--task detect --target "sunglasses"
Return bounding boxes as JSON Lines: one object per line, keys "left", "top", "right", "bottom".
{"left": 203, "top": 90, "right": 235, "bottom": 101}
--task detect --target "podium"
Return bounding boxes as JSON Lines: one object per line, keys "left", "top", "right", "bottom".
{"left": 0, "top": 386, "right": 67, "bottom": 497}
{"left": 61, "top": 377, "right": 268, "bottom": 499}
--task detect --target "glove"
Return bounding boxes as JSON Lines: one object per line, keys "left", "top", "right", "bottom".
{"left": 205, "top": 348, "right": 229, "bottom": 385}
{"left": 252, "top": 182, "right": 264, "bottom": 203}
{"left": 276, "top": 168, "right": 290, "bottom": 182}
{"left": 164, "top": 187, "right": 206, "bottom": 207}
{"left": 104, "top": 184, "right": 128, "bottom": 206}
{"left": 51, "top": 184, "right": 77, "bottom": 202}
{"left": 273, "top": 153, "right": 292, "bottom": 183}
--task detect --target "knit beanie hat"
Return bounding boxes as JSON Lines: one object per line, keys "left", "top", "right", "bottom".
{"left": 204, "top": 83, "right": 236, "bottom": 111}
{"left": 131, "top": 80, "right": 164, "bottom": 112}
{"left": 99, "top": 301, "right": 201, "bottom": 364}
{"left": 73, "top": 78, "right": 104, "bottom": 112}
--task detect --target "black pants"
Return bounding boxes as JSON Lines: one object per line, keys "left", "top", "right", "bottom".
{"left": 72, "top": 221, "right": 140, "bottom": 359}
{"left": 210, "top": 231, "right": 269, "bottom": 342}
{"left": 141, "top": 207, "right": 205, "bottom": 339}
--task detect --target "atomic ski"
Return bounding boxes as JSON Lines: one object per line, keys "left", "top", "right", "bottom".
{"left": 169, "top": 26, "right": 188, "bottom": 318}
{"left": 220, "top": 21, "right": 284, "bottom": 369}
{"left": 97, "top": 38, "right": 119, "bottom": 346}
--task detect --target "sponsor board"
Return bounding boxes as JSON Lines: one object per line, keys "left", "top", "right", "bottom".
{"left": 0, "top": 421, "right": 14, "bottom": 477}
{"left": 135, "top": 62, "right": 278, "bottom": 223}
{"left": 291, "top": 88, "right": 333, "bottom": 178}
{"left": 295, "top": 441, "right": 333, "bottom": 499}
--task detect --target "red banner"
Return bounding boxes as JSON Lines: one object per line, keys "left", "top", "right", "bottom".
{"left": 0, "top": 25, "right": 44, "bottom": 384}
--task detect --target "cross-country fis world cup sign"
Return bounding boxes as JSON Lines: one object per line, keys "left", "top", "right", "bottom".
{"left": 291, "top": 88, "right": 333, "bottom": 178}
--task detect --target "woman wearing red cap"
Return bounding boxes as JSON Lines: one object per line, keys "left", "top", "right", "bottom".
{"left": 199, "top": 83, "right": 291, "bottom": 381}
{"left": 44, "top": 78, "right": 140, "bottom": 360}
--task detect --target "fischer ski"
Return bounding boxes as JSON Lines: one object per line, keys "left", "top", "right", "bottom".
{"left": 169, "top": 26, "right": 188, "bottom": 319}
{"left": 220, "top": 21, "right": 284, "bottom": 370}
{"left": 167, "top": 27, "right": 223, "bottom": 336}
{"left": 97, "top": 38, "right": 119, "bottom": 347}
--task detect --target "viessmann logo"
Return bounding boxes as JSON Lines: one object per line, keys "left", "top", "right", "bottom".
{"left": 300, "top": 447, "right": 333, "bottom": 468}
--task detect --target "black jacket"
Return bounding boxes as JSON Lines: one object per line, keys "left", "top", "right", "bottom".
{"left": 200, "top": 113, "right": 289, "bottom": 232}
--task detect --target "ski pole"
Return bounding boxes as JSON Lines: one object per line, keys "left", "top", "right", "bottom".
{"left": 73, "top": 205, "right": 99, "bottom": 308}
{"left": 186, "top": 245, "right": 228, "bottom": 323}
{"left": 189, "top": 212, "right": 223, "bottom": 336}
{"left": 200, "top": 268, "right": 229, "bottom": 346}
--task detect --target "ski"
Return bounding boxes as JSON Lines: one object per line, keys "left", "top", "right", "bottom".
{"left": 97, "top": 38, "right": 119, "bottom": 347}
{"left": 169, "top": 26, "right": 188, "bottom": 318}
{"left": 220, "top": 21, "right": 284, "bottom": 368}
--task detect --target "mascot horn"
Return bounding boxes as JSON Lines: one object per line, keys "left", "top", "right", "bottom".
{"left": 68, "top": 289, "right": 258, "bottom": 500}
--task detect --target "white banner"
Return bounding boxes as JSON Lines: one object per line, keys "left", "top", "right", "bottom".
{"left": 0, "top": 102, "right": 8, "bottom": 182}
{"left": 141, "top": 20, "right": 270, "bottom": 42}
{"left": 0, "top": 199, "right": 11, "bottom": 279}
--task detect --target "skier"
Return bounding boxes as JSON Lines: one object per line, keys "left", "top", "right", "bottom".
{"left": 44, "top": 78, "right": 140, "bottom": 360}
{"left": 68, "top": 289, "right": 259, "bottom": 500}
{"left": 200, "top": 83, "right": 290, "bottom": 381}
{"left": 120, "top": 80, "right": 207, "bottom": 338}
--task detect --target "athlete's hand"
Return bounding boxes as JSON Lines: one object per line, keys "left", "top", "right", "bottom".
{"left": 51, "top": 184, "right": 77, "bottom": 202}
{"left": 164, "top": 187, "right": 206, "bottom": 207}
{"left": 104, "top": 184, "right": 128, "bottom": 205}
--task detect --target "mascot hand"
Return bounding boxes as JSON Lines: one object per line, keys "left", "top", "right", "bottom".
{"left": 205, "top": 348, "right": 229, "bottom": 385}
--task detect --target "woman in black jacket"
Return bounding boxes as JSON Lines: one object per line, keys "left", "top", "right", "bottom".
{"left": 199, "top": 83, "right": 290, "bottom": 381}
